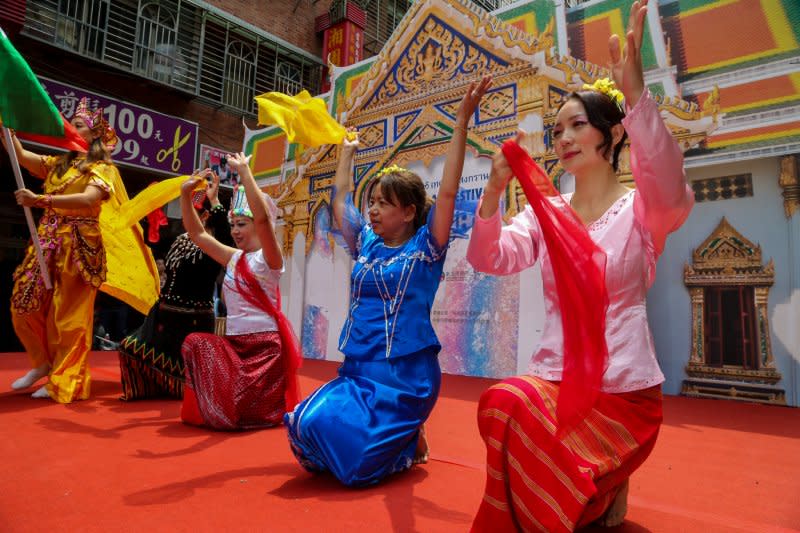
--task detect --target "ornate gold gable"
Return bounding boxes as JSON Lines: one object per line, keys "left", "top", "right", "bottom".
{"left": 684, "top": 217, "right": 775, "bottom": 286}
{"left": 274, "top": 0, "right": 716, "bottom": 256}
{"left": 683, "top": 217, "right": 784, "bottom": 405}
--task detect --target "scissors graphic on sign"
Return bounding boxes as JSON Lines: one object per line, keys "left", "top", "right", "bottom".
{"left": 156, "top": 126, "right": 191, "bottom": 172}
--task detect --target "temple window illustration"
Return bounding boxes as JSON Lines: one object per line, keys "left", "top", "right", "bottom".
{"left": 682, "top": 217, "right": 784, "bottom": 405}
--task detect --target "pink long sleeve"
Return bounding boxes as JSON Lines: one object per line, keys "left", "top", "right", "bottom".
{"left": 466, "top": 198, "right": 540, "bottom": 275}
{"left": 625, "top": 90, "right": 694, "bottom": 256}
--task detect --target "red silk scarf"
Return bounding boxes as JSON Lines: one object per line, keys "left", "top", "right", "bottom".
{"left": 234, "top": 254, "right": 302, "bottom": 411}
{"left": 16, "top": 115, "right": 89, "bottom": 152}
{"left": 501, "top": 140, "right": 609, "bottom": 434}
{"left": 146, "top": 207, "right": 167, "bottom": 243}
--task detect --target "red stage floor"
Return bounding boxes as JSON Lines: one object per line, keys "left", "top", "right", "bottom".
{"left": 1, "top": 351, "right": 798, "bottom": 532}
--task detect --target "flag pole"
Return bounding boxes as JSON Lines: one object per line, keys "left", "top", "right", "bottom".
{"left": 2, "top": 125, "right": 52, "bottom": 290}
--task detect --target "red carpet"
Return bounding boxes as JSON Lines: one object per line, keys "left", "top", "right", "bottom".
{"left": 0, "top": 351, "right": 798, "bottom": 532}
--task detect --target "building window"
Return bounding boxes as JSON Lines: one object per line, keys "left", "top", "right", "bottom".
{"left": 471, "top": 0, "right": 519, "bottom": 10}
{"left": 276, "top": 61, "right": 302, "bottom": 95}
{"left": 24, "top": 0, "right": 321, "bottom": 114}
{"left": 135, "top": 3, "right": 181, "bottom": 84}
{"left": 358, "top": 0, "right": 412, "bottom": 57}
{"left": 692, "top": 174, "right": 753, "bottom": 203}
{"left": 223, "top": 40, "right": 256, "bottom": 112}
{"left": 703, "top": 286, "right": 757, "bottom": 368}
{"left": 682, "top": 217, "right": 784, "bottom": 404}
{"left": 54, "top": 0, "right": 109, "bottom": 59}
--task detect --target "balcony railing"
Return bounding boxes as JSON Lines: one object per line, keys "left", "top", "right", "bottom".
{"left": 22, "top": 0, "right": 323, "bottom": 116}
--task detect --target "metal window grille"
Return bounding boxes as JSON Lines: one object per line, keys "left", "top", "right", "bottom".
{"left": 355, "top": 0, "right": 412, "bottom": 58}
{"left": 223, "top": 40, "right": 256, "bottom": 111}
{"left": 23, "top": 0, "right": 321, "bottom": 114}
{"left": 565, "top": 0, "right": 594, "bottom": 7}
{"left": 58, "top": 0, "right": 108, "bottom": 59}
{"left": 471, "top": 0, "right": 519, "bottom": 11}
{"left": 202, "top": 16, "right": 321, "bottom": 115}
{"left": 24, "top": 0, "right": 109, "bottom": 59}
{"left": 135, "top": 3, "right": 177, "bottom": 83}
{"left": 276, "top": 61, "right": 302, "bottom": 94}
{"left": 128, "top": 0, "right": 201, "bottom": 93}
{"left": 104, "top": 0, "right": 138, "bottom": 70}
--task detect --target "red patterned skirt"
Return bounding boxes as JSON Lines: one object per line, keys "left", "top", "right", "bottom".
{"left": 181, "top": 330, "right": 285, "bottom": 430}
{"left": 471, "top": 376, "right": 662, "bottom": 532}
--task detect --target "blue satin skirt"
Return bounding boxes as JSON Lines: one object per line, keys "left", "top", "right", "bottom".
{"left": 284, "top": 348, "right": 441, "bottom": 487}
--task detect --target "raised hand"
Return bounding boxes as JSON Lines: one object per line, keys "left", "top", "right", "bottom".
{"left": 342, "top": 127, "right": 359, "bottom": 156}
{"left": 456, "top": 76, "right": 493, "bottom": 126}
{"left": 609, "top": 0, "right": 648, "bottom": 109}
{"left": 226, "top": 152, "right": 251, "bottom": 176}
{"left": 181, "top": 170, "right": 209, "bottom": 195}
{"left": 431, "top": 75, "right": 493, "bottom": 247}
{"left": 181, "top": 178, "right": 202, "bottom": 195}
{"left": 485, "top": 130, "right": 524, "bottom": 196}
{"left": 205, "top": 170, "right": 221, "bottom": 205}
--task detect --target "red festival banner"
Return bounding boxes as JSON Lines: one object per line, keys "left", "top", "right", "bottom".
{"left": 317, "top": 2, "right": 365, "bottom": 92}
{"left": 323, "top": 21, "right": 363, "bottom": 68}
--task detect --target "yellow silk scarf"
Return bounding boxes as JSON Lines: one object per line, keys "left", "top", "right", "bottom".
{"left": 99, "top": 172, "right": 188, "bottom": 314}
{"left": 255, "top": 90, "right": 346, "bottom": 147}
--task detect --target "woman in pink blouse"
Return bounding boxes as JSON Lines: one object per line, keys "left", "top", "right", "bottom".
{"left": 466, "top": 1, "right": 693, "bottom": 531}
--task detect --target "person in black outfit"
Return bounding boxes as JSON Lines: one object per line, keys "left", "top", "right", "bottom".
{"left": 117, "top": 170, "right": 232, "bottom": 399}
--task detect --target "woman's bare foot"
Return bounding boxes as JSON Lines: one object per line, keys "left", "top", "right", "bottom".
{"left": 598, "top": 479, "right": 629, "bottom": 527}
{"left": 413, "top": 425, "right": 429, "bottom": 465}
{"left": 12, "top": 364, "right": 50, "bottom": 390}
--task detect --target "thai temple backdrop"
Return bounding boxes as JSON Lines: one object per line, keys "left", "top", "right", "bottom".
{"left": 243, "top": 0, "right": 800, "bottom": 407}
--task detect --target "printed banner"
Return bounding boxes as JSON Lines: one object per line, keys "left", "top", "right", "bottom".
{"left": 418, "top": 158, "right": 520, "bottom": 379}
{"left": 39, "top": 76, "right": 198, "bottom": 176}
{"left": 199, "top": 144, "right": 239, "bottom": 187}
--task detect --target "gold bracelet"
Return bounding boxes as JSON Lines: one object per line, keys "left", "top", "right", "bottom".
{"left": 34, "top": 194, "right": 53, "bottom": 208}
{"left": 453, "top": 124, "right": 468, "bottom": 133}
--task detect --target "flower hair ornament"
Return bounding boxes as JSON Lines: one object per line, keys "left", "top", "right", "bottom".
{"left": 376, "top": 164, "right": 408, "bottom": 178}
{"left": 74, "top": 97, "right": 119, "bottom": 149}
{"left": 582, "top": 78, "right": 625, "bottom": 112}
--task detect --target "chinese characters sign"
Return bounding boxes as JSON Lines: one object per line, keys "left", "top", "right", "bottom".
{"left": 324, "top": 21, "right": 363, "bottom": 67}
{"left": 321, "top": 20, "right": 364, "bottom": 92}
{"left": 39, "top": 76, "right": 198, "bottom": 176}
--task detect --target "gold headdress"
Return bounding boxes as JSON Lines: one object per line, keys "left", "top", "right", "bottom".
{"left": 582, "top": 78, "right": 625, "bottom": 112}
{"left": 74, "top": 97, "right": 119, "bottom": 149}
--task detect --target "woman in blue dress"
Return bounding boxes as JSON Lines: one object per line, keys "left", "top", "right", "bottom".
{"left": 285, "top": 76, "right": 492, "bottom": 487}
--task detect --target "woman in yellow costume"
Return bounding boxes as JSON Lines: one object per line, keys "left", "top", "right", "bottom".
{"left": 5, "top": 97, "right": 155, "bottom": 403}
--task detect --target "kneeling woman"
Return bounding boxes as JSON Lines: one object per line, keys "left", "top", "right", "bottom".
{"left": 118, "top": 170, "right": 230, "bottom": 400}
{"left": 178, "top": 153, "right": 301, "bottom": 430}
{"left": 467, "top": 2, "right": 691, "bottom": 529}
{"left": 285, "top": 77, "right": 491, "bottom": 486}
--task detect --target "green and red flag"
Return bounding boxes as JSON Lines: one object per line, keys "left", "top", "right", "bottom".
{"left": 0, "top": 28, "right": 88, "bottom": 151}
